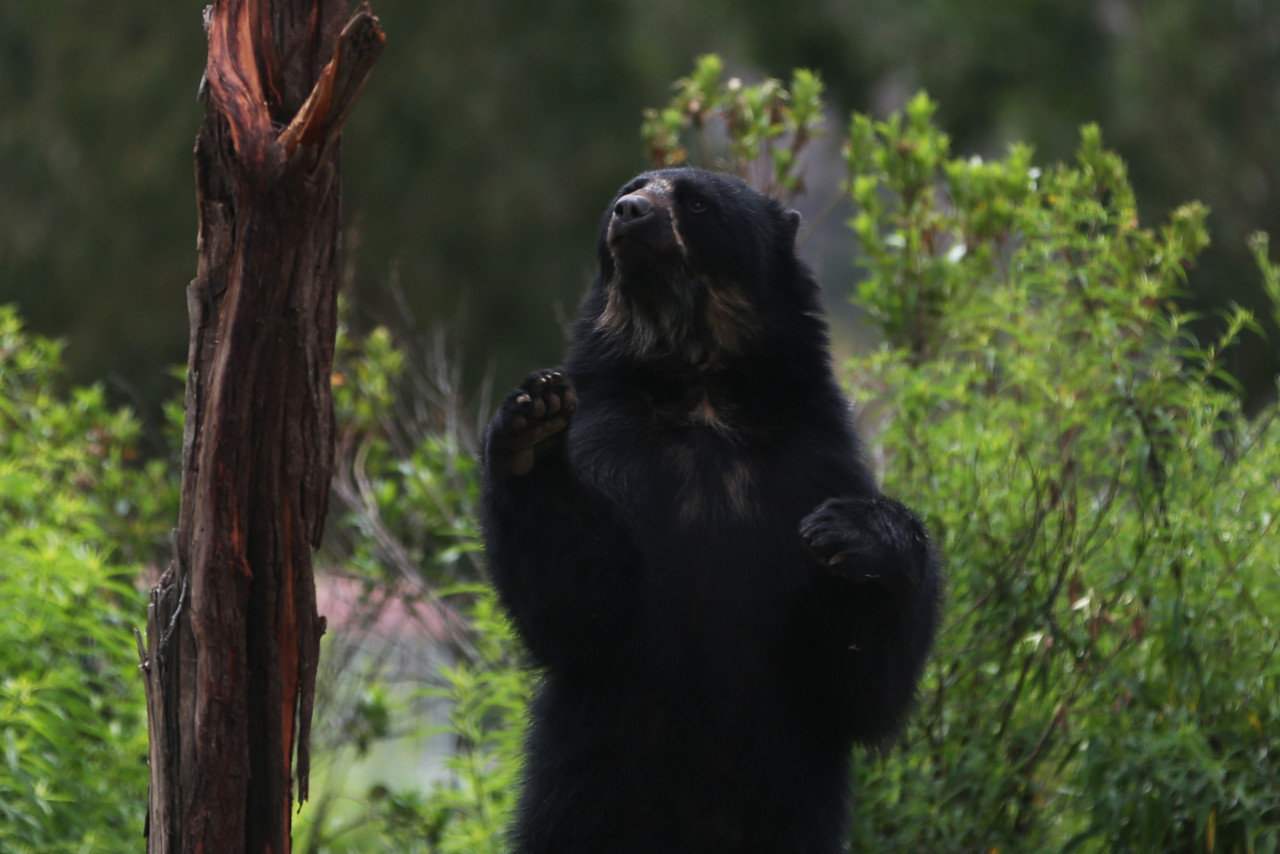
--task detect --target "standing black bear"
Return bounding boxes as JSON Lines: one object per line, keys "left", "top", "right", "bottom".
{"left": 481, "top": 168, "right": 940, "bottom": 853}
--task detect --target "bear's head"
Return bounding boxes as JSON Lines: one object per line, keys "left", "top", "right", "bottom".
{"left": 583, "top": 168, "right": 821, "bottom": 368}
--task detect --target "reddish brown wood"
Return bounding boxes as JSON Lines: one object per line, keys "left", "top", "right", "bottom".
{"left": 139, "top": 4, "right": 383, "bottom": 852}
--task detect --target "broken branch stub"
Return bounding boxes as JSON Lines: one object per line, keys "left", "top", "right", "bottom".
{"left": 279, "top": 7, "right": 386, "bottom": 162}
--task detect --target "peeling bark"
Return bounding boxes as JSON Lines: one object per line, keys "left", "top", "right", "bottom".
{"left": 139, "top": 4, "right": 384, "bottom": 852}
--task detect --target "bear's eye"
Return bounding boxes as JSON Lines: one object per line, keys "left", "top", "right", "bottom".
{"left": 686, "top": 197, "right": 708, "bottom": 213}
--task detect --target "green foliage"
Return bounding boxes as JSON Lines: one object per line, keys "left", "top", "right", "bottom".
{"left": 642, "top": 54, "right": 825, "bottom": 198}
{"left": 379, "top": 590, "right": 528, "bottom": 854}
{"left": 328, "top": 313, "right": 482, "bottom": 588}
{"left": 0, "top": 305, "right": 171, "bottom": 852}
{"left": 1250, "top": 232, "right": 1280, "bottom": 334}
{"left": 294, "top": 587, "right": 528, "bottom": 854}
{"left": 839, "top": 95, "right": 1280, "bottom": 852}
{"left": 296, "top": 317, "right": 525, "bottom": 854}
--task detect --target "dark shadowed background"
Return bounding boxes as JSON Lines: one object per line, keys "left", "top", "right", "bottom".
{"left": 3, "top": 0, "right": 1277, "bottom": 425}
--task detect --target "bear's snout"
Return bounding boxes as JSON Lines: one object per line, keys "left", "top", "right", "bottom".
{"left": 613, "top": 193, "right": 653, "bottom": 224}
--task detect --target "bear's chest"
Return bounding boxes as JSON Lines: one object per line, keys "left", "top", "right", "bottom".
{"left": 570, "top": 397, "right": 817, "bottom": 665}
{"left": 567, "top": 390, "right": 827, "bottom": 555}
{"left": 570, "top": 392, "right": 765, "bottom": 519}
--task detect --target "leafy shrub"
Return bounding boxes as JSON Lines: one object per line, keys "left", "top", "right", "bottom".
{"left": 295, "top": 317, "right": 527, "bottom": 854}
{"left": 0, "top": 306, "right": 172, "bottom": 853}
{"left": 379, "top": 588, "right": 527, "bottom": 854}
{"left": 643, "top": 53, "right": 824, "bottom": 200}
{"left": 836, "top": 92, "right": 1280, "bottom": 853}
{"left": 328, "top": 313, "right": 484, "bottom": 589}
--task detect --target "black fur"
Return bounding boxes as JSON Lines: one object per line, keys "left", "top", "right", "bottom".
{"left": 481, "top": 168, "right": 941, "bottom": 854}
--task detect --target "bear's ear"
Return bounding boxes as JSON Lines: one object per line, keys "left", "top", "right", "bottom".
{"left": 784, "top": 209, "right": 802, "bottom": 245}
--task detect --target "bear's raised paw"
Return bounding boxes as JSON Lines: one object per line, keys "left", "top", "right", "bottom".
{"left": 487, "top": 369, "right": 576, "bottom": 476}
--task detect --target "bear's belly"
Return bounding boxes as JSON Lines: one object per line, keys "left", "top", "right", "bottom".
{"left": 520, "top": 671, "right": 852, "bottom": 854}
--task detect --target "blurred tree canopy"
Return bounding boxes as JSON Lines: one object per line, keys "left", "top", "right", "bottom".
{"left": 2, "top": 0, "right": 1277, "bottom": 417}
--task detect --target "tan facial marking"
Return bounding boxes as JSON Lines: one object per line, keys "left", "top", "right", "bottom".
{"left": 668, "top": 211, "right": 689, "bottom": 263}
{"left": 646, "top": 178, "right": 672, "bottom": 198}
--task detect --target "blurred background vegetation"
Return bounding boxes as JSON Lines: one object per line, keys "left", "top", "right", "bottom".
{"left": 2, "top": 0, "right": 1278, "bottom": 420}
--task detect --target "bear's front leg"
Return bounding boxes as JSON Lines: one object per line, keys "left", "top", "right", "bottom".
{"left": 482, "top": 369, "right": 637, "bottom": 673}
{"left": 798, "top": 495, "right": 941, "bottom": 743}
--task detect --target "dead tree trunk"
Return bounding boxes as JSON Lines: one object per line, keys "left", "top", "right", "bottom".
{"left": 138, "top": 3, "right": 383, "bottom": 852}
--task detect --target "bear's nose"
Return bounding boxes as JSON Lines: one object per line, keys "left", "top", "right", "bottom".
{"left": 613, "top": 193, "right": 653, "bottom": 223}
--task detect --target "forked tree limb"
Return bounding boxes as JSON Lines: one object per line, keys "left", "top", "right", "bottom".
{"left": 204, "top": 1, "right": 385, "bottom": 168}
{"left": 141, "top": 3, "right": 383, "bottom": 853}
{"left": 279, "top": 6, "right": 385, "bottom": 162}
